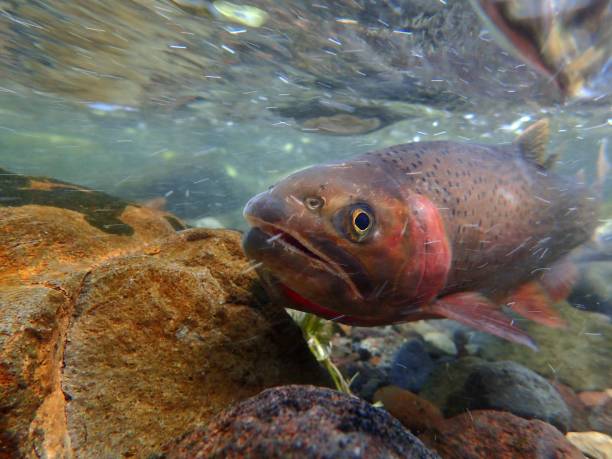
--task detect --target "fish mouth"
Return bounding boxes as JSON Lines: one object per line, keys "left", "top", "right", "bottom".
{"left": 244, "top": 216, "right": 363, "bottom": 301}
{"left": 244, "top": 218, "right": 394, "bottom": 326}
{"left": 267, "top": 227, "right": 327, "bottom": 264}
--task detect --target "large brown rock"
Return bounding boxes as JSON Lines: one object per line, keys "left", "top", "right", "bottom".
{"left": 162, "top": 385, "right": 440, "bottom": 459}
{"left": 0, "top": 173, "right": 329, "bottom": 458}
{"left": 61, "top": 229, "right": 328, "bottom": 457}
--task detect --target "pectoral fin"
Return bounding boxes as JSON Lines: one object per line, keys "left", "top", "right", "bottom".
{"left": 506, "top": 282, "right": 566, "bottom": 328}
{"left": 429, "top": 292, "right": 537, "bottom": 350}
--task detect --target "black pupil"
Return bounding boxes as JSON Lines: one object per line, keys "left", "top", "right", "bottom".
{"left": 354, "top": 212, "right": 370, "bottom": 231}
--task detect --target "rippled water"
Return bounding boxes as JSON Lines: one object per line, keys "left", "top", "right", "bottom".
{"left": 0, "top": 0, "right": 609, "bottom": 229}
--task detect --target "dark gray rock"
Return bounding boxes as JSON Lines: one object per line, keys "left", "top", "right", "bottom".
{"left": 390, "top": 338, "right": 435, "bottom": 393}
{"left": 341, "top": 361, "right": 389, "bottom": 402}
{"left": 161, "top": 385, "right": 441, "bottom": 459}
{"left": 459, "top": 361, "right": 572, "bottom": 432}
{"left": 421, "top": 358, "right": 571, "bottom": 432}
{"left": 569, "top": 261, "right": 612, "bottom": 318}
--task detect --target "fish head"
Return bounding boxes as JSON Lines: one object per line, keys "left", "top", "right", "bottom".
{"left": 242, "top": 160, "right": 451, "bottom": 325}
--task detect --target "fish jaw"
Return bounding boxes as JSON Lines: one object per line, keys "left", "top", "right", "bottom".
{"left": 241, "top": 175, "right": 421, "bottom": 322}
{"left": 242, "top": 226, "right": 381, "bottom": 322}
{"left": 243, "top": 190, "right": 362, "bottom": 297}
{"left": 243, "top": 222, "right": 361, "bottom": 299}
{"left": 278, "top": 283, "right": 440, "bottom": 326}
{"left": 242, "top": 189, "right": 372, "bottom": 316}
{"left": 241, "top": 162, "right": 455, "bottom": 325}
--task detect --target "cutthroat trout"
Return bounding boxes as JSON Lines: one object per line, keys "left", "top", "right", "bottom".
{"left": 243, "top": 120, "right": 606, "bottom": 349}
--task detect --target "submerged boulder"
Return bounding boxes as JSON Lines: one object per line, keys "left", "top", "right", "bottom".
{"left": 0, "top": 170, "right": 329, "bottom": 458}
{"left": 420, "top": 410, "right": 583, "bottom": 459}
{"left": 420, "top": 357, "right": 571, "bottom": 432}
{"left": 161, "top": 385, "right": 440, "bottom": 459}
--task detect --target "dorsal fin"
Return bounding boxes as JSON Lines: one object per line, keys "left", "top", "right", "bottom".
{"left": 514, "top": 118, "right": 550, "bottom": 168}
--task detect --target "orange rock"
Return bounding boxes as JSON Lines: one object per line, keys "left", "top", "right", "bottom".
{"left": 579, "top": 390, "right": 611, "bottom": 408}
{"left": 0, "top": 203, "right": 179, "bottom": 286}
{"left": 60, "top": 229, "right": 328, "bottom": 457}
{"left": 374, "top": 385, "right": 444, "bottom": 433}
{"left": 420, "top": 410, "right": 584, "bottom": 459}
{"left": 0, "top": 179, "right": 329, "bottom": 458}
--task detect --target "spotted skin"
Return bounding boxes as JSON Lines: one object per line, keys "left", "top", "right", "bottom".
{"left": 243, "top": 123, "right": 599, "bottom": 348}
{"left": 364, "top": 141, "right": 596, "bottom": 300}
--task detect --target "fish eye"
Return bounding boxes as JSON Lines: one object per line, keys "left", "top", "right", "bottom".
{"left": 350, "top": 207, "right": 373, "bottom": 241}
{"left": 305, "top": 196, "right": 324, "bottom": 210}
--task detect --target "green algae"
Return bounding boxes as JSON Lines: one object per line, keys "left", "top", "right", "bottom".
{"left": 288, "top": 310, "right": 354, "bottom": 395}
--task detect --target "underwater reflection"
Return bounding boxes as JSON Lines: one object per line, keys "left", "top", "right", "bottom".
{"left": 471, "top": 0, "right": 611, "bottom": 98}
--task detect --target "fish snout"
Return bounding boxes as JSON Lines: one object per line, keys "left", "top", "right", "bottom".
{"left": 243, "top": 191, "right": 287, "bottom": 225}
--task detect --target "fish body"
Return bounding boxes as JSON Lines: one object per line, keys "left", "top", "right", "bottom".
{"left": 243, "top": 120, "right": 602, "bottom": 348}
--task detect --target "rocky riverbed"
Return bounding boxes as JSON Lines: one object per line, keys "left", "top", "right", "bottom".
{"left": 1, "top": 169, "right": 610, "bottom": 458}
